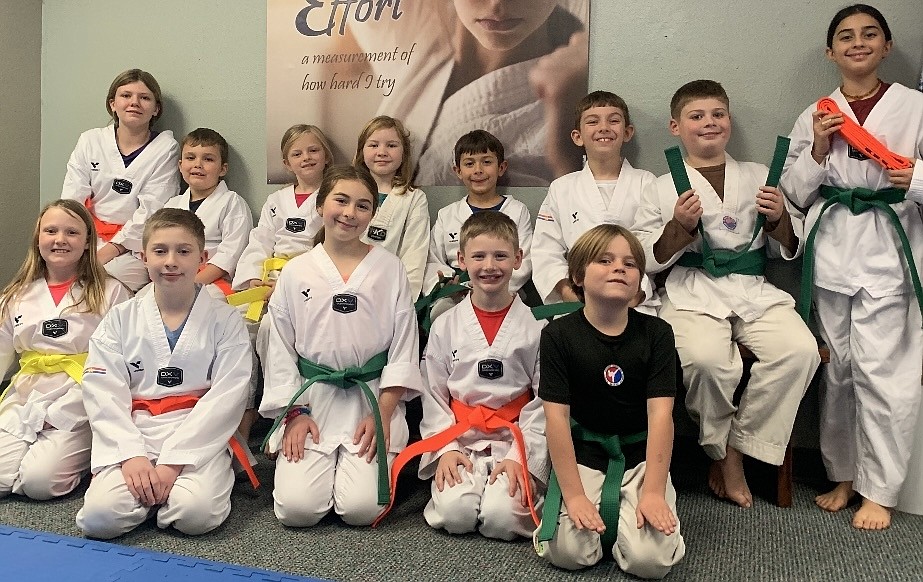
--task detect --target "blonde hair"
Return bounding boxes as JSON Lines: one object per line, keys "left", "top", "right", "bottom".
{"left": 0, "top": 200, "right": 110, "bottom": 318}
{"left": 567, "top": 224, "right": 646, "bottom": 302}
{"left": 105, "top": 69, "right": 163, "bottom": 128}
{"left": 459, "top": 211, "right": 519, "bottom": 254}
{"left": 353, "top": 116, "right": 415, "bottom": 195}
{"left": 312, "top": 165, "right": 379, "bottom": 247}
{"left": 281, "top": 124, "right": 334, "bottom": 171}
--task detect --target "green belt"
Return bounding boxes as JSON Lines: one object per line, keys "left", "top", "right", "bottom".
{"left": 535, "top": 420, "right": 647, "bottom": 552}
{"left": 798, "top": 185, "right": 923, "bottom": 324}
{"left": 663, "top": 136, "right": 790, "bottom": 278}
{"left": 530, "top": 302, "right": 583, "bottom": 321}
{"left": 415, "top": 268, "right": 469, "bottom": 333}
{"left": 262, "top": 350, "right": 390, "bottom": 504}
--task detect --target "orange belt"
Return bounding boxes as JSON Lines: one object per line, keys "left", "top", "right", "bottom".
{"left": 817, "top": 98, "right": 913, "bottom": 170}
{"left": 196, "top": 266, "right": 233, "bottom": 296}
{"left": 84, "top": 197, "right": 123, "bottom": 242}
{"left": 372, "top": 390, "right": 538, "bottom": 527}
{"left": 132, "top": 394, "right": 259, "bottom": 489}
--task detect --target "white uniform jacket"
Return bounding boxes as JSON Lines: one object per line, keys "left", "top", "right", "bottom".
{"left": 165, "top": 181, "right": 253, "bottom": 281}
{"left": 82, "top": 289, "right": 251, "bottom": 473}
{"left": 361, "top": 186, "right": 431, "bottom": 298}
{"left": 532, "top": 161, "right": 656, "bottom": 304}
{"left": 231, "top": 185, "right": 323, "bottom": 289}
{"left": 419, "top": 296, "right": 548, "bottom": 483}
{"left": 0, "top": 278, "right": 129, "bottom": 442}
{"left": 633, "top": 155, "right": 804, "bottom": 321}
{"left": 61, "top": 126, "right": 180, "bottom": 253}
{"left": 261, "top": 244, "right": 424, "bottom": 455}
{"left": 423, "top": 197, "right": 534, "bottom": 296}
{"left": 781, "top": 83, "right": 923, "bottom": 298}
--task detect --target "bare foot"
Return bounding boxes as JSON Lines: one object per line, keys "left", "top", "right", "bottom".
{"left": 717, "top": 447, "right": 752, "bottom": 508}
{"left": 708, "top": 461, "right": 726, "bottom": 498}
{"left": 852, "top": 498, "right": 891, "bottom": 530}
{"left": 815, "top": 481, "right": 854, "bottom": 512}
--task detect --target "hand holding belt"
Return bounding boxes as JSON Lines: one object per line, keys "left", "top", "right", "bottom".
{"left": 535, "top": 421, "right": 647, "bottom": 553}
{"left": 1, "top": 351, "right": 89, "bottom": 404}
{"left": 261, "top": 350, "right": 390, "bottom": 504}
{"left": 84, "top": 198, "right": 123, "bottom": 243}
{"left": 415, "top": 268, "right": 470, "bottom": 333}
{"left": 372, "top": 390, "right": 536, "bottom": 527}
{"left": 817, "top": 98, "right": 913, "bottom": 170}
{"left": 131, "top": 394, "right": 260, "bottom": 489}
{"left": 798, "top": 185, "right": 923, "bottom": 324}
{"left": 664, "top": 136, "right": 790, "bottom": 277}
{"left": 226, "top": 256, "right": 290, "bottom": 321}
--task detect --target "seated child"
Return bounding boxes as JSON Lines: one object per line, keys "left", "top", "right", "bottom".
{"left": 632, "top": 80, "right": 821, "bottom": 508}
{"left": 422, "top": 130, "right": 533, "bottom": 321}
{"left": 534, "top": 224, "right": 684, "bottom": 578}
{"left": 162, "top": 128, "right": 252, "bottom": 299}
{"left": 76, "top": 208, "right": 252, "bottom": 539}
{"left": 383, "top": 211, "right": 546, "bottom": 539}
{"left": 0, "top": 200, "right": 129, "bottom": 500}
{"left": 532, "top": 90, "right": 657, "bottom": 314}
{"left": 260, "top": 165, "right": 423, "bottom": 528}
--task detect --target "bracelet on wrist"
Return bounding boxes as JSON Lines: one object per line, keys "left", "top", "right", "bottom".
{"left": 284, "top": 405, "right": 311, "bottom": 424}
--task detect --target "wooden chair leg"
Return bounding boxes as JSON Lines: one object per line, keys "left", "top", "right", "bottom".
{"left": 776, "top": 445, "right": 794, "bottom": 508}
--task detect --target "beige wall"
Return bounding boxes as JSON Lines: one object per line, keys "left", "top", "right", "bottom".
{"left": 38, "top": 1, "right": 923, "bottom": 223}
{"left": 0, "top": 1, "right": 42, "bottom": 284}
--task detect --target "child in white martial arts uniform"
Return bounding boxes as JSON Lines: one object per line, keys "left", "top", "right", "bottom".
{"left": 260, "top": 165, "right": 423, "bottom": 527}
{"left": 76, "top": 209, "right": 251, "bottom": 539}
{"left": 354, "top": 116, "right": 431, "bottom": 299}
{"left": 422, "top": 130, "right": 533, "bottom": 322}
{"left": 61, "top": 69, "right": 180, "bottom": 292}
{"left": 534, "top": 225, "right": 684, "bottom": 578}
{"left": 387, "top": 211, "right": 547, "bottom": 539}
{"left": 0, "top": 200, "right": 129, "bottom": 500}
{"left": 781, "top": 5, "right": 923, "bottom": 529}
{"left": 633, "top": 80, "right": 820, "bottom": 508}
{"left": 532, "top": 91, "right": 657, "bottom": 315}
{"left": 231, "top": 124, "right": 333, "bottom": 442}
{"left": 162, "top": 128, "right": 252, "bottom": 300}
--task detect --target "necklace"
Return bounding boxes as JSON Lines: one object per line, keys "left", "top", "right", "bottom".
{"left": 841, "top": 78, "right": 882, "bottom": 101}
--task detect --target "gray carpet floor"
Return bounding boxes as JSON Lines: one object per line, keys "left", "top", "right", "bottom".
{"left": 2, "top": 440, "right": 922, "bottom": 581}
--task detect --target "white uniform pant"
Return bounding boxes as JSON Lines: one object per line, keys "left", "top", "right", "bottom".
{"left": 815, "top": 288, "right": 923, "bottom": 508}
{"left": 535, "top": 462, "right": 685, "bottom": 579}
{"left": 273, "top": 446, "right": 394, "bottom": 527}
{"left": 423, "top": 450, "right": 543, "bottom": 541}
{"left": 76, "top": 451, "right": 234, "bottom": 539}
{"left": 105, "top": 253, "right": 149, "bottom": 293}
{"left": 0, "top": 425, "right": 90, "bottom": 500}
{"left": 660, "top": 295, "right": 819, "bottom": 464}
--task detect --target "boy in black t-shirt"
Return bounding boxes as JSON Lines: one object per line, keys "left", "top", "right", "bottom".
{"left": 534, "top": 224, "right": 685, "bottom": 579}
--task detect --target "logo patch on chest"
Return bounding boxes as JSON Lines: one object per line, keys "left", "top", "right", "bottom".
{"left": 41, "top": 318, "right": 69, "bottom": 339}
{"left": 722, "top": 215, "right": 738, "bottom": 231}
{"left": 332, "top": 293, "right": 358, "bottom": 314}
{"left": 285, "top": 217, "right": 307, "bottom": 233}
{"left": 156, "top": 367, "right": 184, "bottom": 388}
{"left": 847, "top": 144, "right": 870, "bottom": 162}
{"left": 603, "top": 364, "right": 624, "bottom": 387}
{"left": 478, "top": 359, "right": 504, "bottom": 380}
{"left": 112, "top": 178, "right": 133, "bottom": 195}
{"left": 367, "top": 226, "right": 387, "bottom": 241}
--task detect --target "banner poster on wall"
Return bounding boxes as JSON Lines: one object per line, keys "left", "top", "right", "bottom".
{"left": 266, "top": 0, "right": 590, "bottom": 187}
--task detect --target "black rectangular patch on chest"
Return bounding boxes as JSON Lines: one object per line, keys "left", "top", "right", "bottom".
{"left": 41, "top": 318, "right": 68, "bottom": 339}
{"left": 285, "top": 217, "right": 307, "bottom": 233}
{"left": 847, "top": 144, "right": 870, "bottom": 162}
{"left": 367, "top": 226, "right": 387, "bottom": 241}
{"left": 112, "top": 178, "right": 133, "bottom": 195}
{"left": 156, "top": 367, "right": 184, "bottom": 387}
{"left": 332, "top": 293, "right": 358, "bottom": 314}
{"left": 478, "top": 359, "right": 503, "bottom": 380}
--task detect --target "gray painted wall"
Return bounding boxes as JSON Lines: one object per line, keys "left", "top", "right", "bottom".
{"left": 39, "top": 1, "right": 923, "bottom": 224}
{"left": 1, "top": 1, "right": 42, "bottom": 284}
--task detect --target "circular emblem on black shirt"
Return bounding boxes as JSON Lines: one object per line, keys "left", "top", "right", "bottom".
{"left": 603, "top": 364, "right": 624, "bottom": 387}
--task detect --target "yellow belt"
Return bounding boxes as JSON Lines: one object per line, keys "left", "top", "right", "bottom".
{"left": 227, "top": 256, "right": 290, "bottom": 322}
{"left": 1, "top": 351, "right": 88, "bottom": 403}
